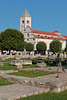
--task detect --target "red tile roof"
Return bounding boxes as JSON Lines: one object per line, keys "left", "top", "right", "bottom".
{"left": 62, "top": 35, "right": 67, "bottom": 39}
{"left": 54, "top": 37, "right": 65, "bottom": 41}
{"left": 32, "top": 30, "right": 58, "bottom": 36}
{"left": 35, "top": 35, "right": 65, "bottom": 41}
{"left": 53, "top": 30, "right": 60, "bottom": 33}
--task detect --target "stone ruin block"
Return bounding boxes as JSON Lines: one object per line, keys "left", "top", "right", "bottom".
{"left": 14, "top": 56, "right": 21, "bottom": 60}
{"left": 36, "top": 62, "right": 46, "bottom": 68}
{"left": 10, "top": 60, "right": 32, "bottom": 66}
{"left": 16, "top": 65, "right": 22, "bottom": 69}
{"left": 23, "top": 60, "right": 32, "bottom": 65}
{"left": 10, "top": 60, "right": 23, "bottom": 66}
{"left": 0, "top": 57, "right": 6, "bottom": 61}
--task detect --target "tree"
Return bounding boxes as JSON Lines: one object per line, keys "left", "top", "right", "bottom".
{"left": 50, "top": 40, "right": 62, "bottom": 53}
{"left": 0, "top": 29, "right": 24, "bottom": 51}
{"left": 25, "top": 43, "right": 34, "bottom": 51}
{"left": 36, "top": 41, "right": 47, "bottom": 54}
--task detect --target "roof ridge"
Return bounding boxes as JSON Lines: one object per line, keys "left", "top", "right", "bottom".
{"left": 32, "top": 30, "right": 58, "bottom": 36}
{"left": 32, "top": 30, "right": 52, "bottom": 33}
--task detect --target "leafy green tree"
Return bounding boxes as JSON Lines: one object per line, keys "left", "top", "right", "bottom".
{"left": 23, "top": 41, "right": 27, "bottom": 48}
{"left": 36, "top": 41, "right": 47, "bottom": 54}
{"left": 50, "top": 40, "right": 62, "bottom": 53}
{"left": 0, "top": 29, "right": 24, "bottom": 51}
{"left": 25, "top": 43, "right": 34, "bottom": 51}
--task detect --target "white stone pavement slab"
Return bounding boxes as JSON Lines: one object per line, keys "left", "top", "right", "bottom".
{"left": 0, "top": 84, "right": 49, "bottom": 100}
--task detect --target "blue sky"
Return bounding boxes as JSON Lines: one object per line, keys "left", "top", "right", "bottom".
{"left": 0, "top": 0, "right": 67, "bottom": 36}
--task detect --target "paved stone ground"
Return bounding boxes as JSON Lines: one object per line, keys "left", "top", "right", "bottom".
{"left": 0, "top": 67, "right": 67, "bottom": 99}
{"left": 20, "top": 67, "right": 63, "bottom": 73}
{"left": 0, "top": 84, "right": 49, "bottom": 100}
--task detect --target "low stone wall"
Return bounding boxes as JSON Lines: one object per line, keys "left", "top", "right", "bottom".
{"left": 0, "top": 70, "right": 67, "bottom": 93}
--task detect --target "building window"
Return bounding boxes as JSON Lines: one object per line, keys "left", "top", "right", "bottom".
{"left": 58, "top": 35, "right": 60, "bottom": 38}
{"left": 27, "top": 20, "right": 29, "bottom": 23}
{"left": 22, "top": 20, "right": 24, "bottom": 23}
{"left": 38, "top": 35, "right": 40, "bottom": 37}
{"left": 27, "top": 34, "right": 29, "bottom": 37}
{"left": 27, "top": 39, "right": 29, "bottom": 41}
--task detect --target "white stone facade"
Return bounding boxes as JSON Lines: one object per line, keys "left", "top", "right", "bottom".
{"left": 20, "top": 9, "right": 67, "bottom": 51}
{"left": 20, "top": 9, "right": 31, "bottom": 34}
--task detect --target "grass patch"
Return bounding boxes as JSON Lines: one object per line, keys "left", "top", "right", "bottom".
{"left": 17, "top": 90, "right": 67, "bottom": 100}
{"left": 32, "top": 58, "right": 39, "bottom": 60}
{"left": 23, "top": 64, "right": 36, "bottom": 69}
{"left": 61, "top": 61, "right": 67, "bottom": 66}
{"left": 61, "top": 58, "right": 67, "bottom": 61}
{"left": 1, "top": 58, "right": 15, "bottom": 62}
{"left": 0, "top": 78, "right": 13, "bottom": 86}
{"left": 0, "top": 63, "right": 17, "bottom": 70}
{"left": 8, "top": 70, "right": 54, "bottom": 78}
{"left": 45, "top": 62, "right": 53, "bottom": 67}
{"left": 44, "top": 58, "right": 55, "bottom": 61}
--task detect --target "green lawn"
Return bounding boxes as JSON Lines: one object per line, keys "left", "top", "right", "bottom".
{"left": 0, "top": 63, "right": 17, "bottom": 70}
{"left": 1, "top": 58, "right": 15, "bottom": 62}
{"left": 32, "top": 58, "right": 39, "bottom": 60}
{"left": 18, "top": 90, "right": 67, "bottom": 100}
{"left": 23, "top": 64, "right": 36, "bottom": 69}
{"left": 21, "top": 58, "right": 29, "bottom": 60}
{"left": 61, "top": 61, "right": 67, "bottom": 66}
{"left": 61, "top": 58, "right": 67, "bottom": 61}
{"left": 0, "top": 78, "right": 13, "bottom": 86}
{"left": 44, "top": 58, "right": 55, "bottom": 61}
{"left": 8, "top": 70, "right": 54, "bottom": 78}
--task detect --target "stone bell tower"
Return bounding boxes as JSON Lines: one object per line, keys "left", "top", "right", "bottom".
{"left": 20, "top": 9, "right": 31, "bottom": 33}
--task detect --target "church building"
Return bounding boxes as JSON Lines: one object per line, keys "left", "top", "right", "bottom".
{"left": 20, "top": 9, "right": 67, "bottom": 51}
